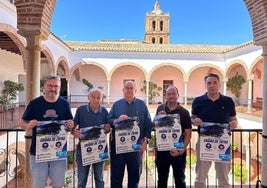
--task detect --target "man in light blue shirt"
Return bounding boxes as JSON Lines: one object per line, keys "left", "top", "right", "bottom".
{"left": 108, "top": 80, "right": 152, "bottom": 188}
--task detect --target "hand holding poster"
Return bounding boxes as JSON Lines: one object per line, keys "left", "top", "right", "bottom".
{"left": 80, "top": 125, "right": 109, "bottom": 166}
{"left": 154, "top": 114, "right": 184, "bottom": 151}
{"left": 199, "top": 122, "right": 231, "bottom": 162}
{"left": 115, "top": 117, "right": 141, "bottom": 154}
{"left": 36, "top": 120, "right": 68, "bottom": 162}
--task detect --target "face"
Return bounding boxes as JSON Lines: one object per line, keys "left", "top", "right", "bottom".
{"left": 205, "top": 76, "right": 221, "bottom": 94}
{"left": 88, "top": 90, "right": 102, "bottom": 109}
{"left": 44, "top": 79, "right": 61, "bottom": 99}
{"left": 166, "top": 87, "right": 179, "bottom": 103}
{"left": 123, "top": 81, "right": 136, "bottom": 101}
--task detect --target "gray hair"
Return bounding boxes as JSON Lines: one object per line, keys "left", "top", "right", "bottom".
{"left": 43, "top": 74, "right": 61, "bottom": 84}
{"left": 88, "top": 87, "right": 103, "bottom": 98}
{"left": 123, "top": 80, "right": 136, "bottom": 88}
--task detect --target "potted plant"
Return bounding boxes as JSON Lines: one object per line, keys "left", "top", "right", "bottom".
{"left": 140, "top": 80, "right": 162, "bottom": 104}
{"left": 226, "top": 73, "right": 246, "bottom": 104}
{"left": 0, "top": 80, "right": 24, "bottom": 110}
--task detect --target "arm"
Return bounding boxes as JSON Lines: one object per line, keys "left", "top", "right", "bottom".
{"left": 229, "top": 116, "right": 238, "bottom": 129}
{"left": 183, "top": 128, "right": 192, "bottom": 149}
{"left": 191, "top": 114, "right": 202, "bottom": 127}
{"left": 19, "top": 119, "right": 38, "bottom": 131}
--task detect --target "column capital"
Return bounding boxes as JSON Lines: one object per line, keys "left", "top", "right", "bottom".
{"left": 247, "top": 74, "right": 254, "bottom": 81}
{"left": 223, "top": 77, "right": 228, "bottom": 82}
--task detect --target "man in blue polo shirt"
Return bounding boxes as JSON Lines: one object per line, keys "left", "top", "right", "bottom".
{"left": 108, "top": 80, "right": 152, "bottom": 188}
{"left": 72, "top": 88, "right": 110, "bottom": 188}
{"left": 191, "top": 73, "right": 238, "bottom": 188}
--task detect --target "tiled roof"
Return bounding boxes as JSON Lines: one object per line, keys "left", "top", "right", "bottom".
{"left": 64, "top": 40, "right": 251, "bottom": 54}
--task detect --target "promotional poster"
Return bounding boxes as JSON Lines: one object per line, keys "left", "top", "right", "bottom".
{"left": 80, "top": 125, "right": 108, "bottom": 166}
{"left": 115, "top": 117, "right": 141, "bottom": 154}
{"left": 199, "top": 122, "right": 231, "bottom": 162}
{"left": 36, "top": 120, "right": 68, "bottom": 162}
{"left": 154, "top": 114, "right": 184, "bottom": 151}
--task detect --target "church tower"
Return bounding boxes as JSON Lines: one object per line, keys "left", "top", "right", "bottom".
{"left": 144, "top": 1, "right": 170, "bottom": 44}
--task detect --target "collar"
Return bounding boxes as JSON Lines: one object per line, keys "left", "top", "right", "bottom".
{"left": 86, "top": 103, "right": 102, "bottom": 113}
{"left": 203, "top": 92, "right": 222, "bottom": 101}
{"left": 123, "top": 97, "right": 136, "bottom": 104}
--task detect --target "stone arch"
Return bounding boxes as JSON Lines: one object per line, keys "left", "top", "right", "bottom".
{"left": 56, "top": 56, "right": 70, "bottom": 80}
{"left": 225, "top": 60, "right": 248, "bottom": 104}
{"left": 0, "top": 23, "right": 27, "bottom": 69}
{"left": 110, "top": 62, "right": 147, "bottom": 78}
{"left": 41, "top": 45, "right": 55, "bottom": 76}
{"left": 15, "top": 0, "right": 57, "bottom": 39}
{"left": 188, "top": 64, "right": 224, "bottom": 79}
{"left": 70, "top": 61, "right": 108, "bottom": 80}
{"left": 187, "top": 65, "right": 224, "bottom": 97}
{"left": 244, "top": 0, "right": 267, "bottom": 45}
{"left": 225, "top": 60, "right": 248, "bottom": 77}
{"left": 249, "top": 56, "right": 263, "bottom": 75}
{"left": 148, "top": 63, "right": 186, "bottom": 81}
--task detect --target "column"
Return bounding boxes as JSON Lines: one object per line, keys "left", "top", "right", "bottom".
{"left": 146, "top": 80, "right": 149, "bottom": 106}
{"left": 24, "top": 34, "right": 42, "bottom": 188}
{"left": 246, "top": 75, "right": 254, "bottom": 113}
{"left": 107, "top": 79, "right": 110, "bottom": 106}
{"left": 184, "top": 81, "right": 188, "bottom": 106}
{"left": 261, "top": 44, "right": 267, "bottom": 187}
{"left": 223, "top": 77, "right": 228, "bottom": 96}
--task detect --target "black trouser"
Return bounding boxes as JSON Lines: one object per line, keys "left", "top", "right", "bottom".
{"left": 156, "top": 150, "right": 186, "bottom": 188}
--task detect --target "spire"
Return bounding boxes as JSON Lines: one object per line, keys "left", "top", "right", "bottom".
{"left": 154, "top": 1, "right": 160, "bottom": 11}
{"left": 152, "top": 1, "right": 162, "bottom": 14}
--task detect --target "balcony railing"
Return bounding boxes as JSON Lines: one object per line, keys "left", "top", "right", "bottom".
{"left": 0, "top": 128, "right": 262, "bottom": 188}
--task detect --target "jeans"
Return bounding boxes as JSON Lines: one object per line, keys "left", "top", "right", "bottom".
{"left": 76, "top": 148, "right": 105, "bottom": 188}
{"left": 110, "top": 151, "right": 143, "bottom": 188}
{"left": 30, "top": 155, "right": 66, "bottom": 188}
{"left": 156, "top": 150, "right": 186, "bottom": 188}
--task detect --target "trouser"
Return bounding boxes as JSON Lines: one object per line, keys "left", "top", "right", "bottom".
{"left": 195, "top": 139, "right": 231, "bottom": 188}
{"left": 110, "top": 151, "right": 143, "bottom": 188}
{"left": 156, "top": 150, "right": 186, "bottom": 188}
{"left": 76, "top": 148, "right": 105, "bottom": 188}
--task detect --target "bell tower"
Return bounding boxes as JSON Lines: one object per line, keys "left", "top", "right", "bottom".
{"left": 144, "top": 1, "right": 170, "bottom": 44}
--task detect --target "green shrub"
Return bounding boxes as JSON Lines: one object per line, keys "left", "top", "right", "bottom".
{"left": 233, "top": 164, "right": 248, "bottom": 183}
{"left": 67, "top": 150, "right": 75, "bottom": 164}
{"left": 144, "top": 156, "right": 155, "bottom": 169}
{"left": 186, "top": 153, "right": 197, "bottom": 167}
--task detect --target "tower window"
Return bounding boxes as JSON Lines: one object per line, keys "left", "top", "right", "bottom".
{"left": 152, "top": 21, "right": 156, "bottom": 31}
{"left": 152, "top": 37, "right": 156, "bottom": 44}
{"left": 160, "top": 37, "right": 163, "bottom": 44}
{"left": 160, "top": 21, "right": 163, "bottom": 31}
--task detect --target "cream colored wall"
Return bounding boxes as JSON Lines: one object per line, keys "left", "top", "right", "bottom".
{"left": 69, "top": 64, "right": 107, "bottom": 96}
{"left": 0, "top": 50, "right": 24, "bottom": 82}
{"left": 110, "top": 65, "right": 146, "bottom": 101}
{"left": 0, "top": 49, "right": 25, "bottom": 103}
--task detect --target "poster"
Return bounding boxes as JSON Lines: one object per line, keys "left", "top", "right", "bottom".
{"left": 199, "top": 122, "right": 231, "bottom": 162}
{"left": 154, "top": 114, "right": 184, "bottom": 151}
{"left": 36, "top": 120, "right": 68, "bottom": 162}
{"left": 115, "top": 117, "right": 141, "bottom": 154}
{"left": 80, "top": 125, "right": 109, "bottom": 166}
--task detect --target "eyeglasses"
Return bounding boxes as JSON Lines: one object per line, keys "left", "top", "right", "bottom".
{"left": 124, "top": 87, "right": 135, "bottom": 90}
{"left": 46, "top": 84, "right": 60, "bottom": 89}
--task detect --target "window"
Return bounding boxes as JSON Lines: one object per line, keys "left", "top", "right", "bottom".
{"left": 160, "top": 37, "right": 163, "bottom": 44}
{"left": 163, "top": 80, "right": 173, "bottom": 99}
{"left": 152, "top": 21, "right": 156, "bottom": 31}
{"left": 160, "top": 21, "right": 163, "bottom": 31}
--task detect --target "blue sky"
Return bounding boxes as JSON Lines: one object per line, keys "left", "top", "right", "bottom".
{"left": 50, "top": 0, "right": 253, "bottom": 45}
